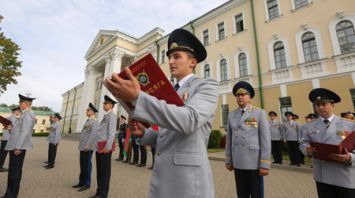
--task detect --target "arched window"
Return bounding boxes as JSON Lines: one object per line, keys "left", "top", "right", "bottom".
{"left": 220, "top": 59, "right": 228, "bottom": 81}
{"left": 336, "top": 20, "right": 355, "bottom": 54}
{"left": 238, "top": 53, "right": 248, "bottom": 77}
{"left": 302, "top": 32, "right": 319, "bottom": 62}
{"left": 204, "top": 64, "right": 210, "bottom": 78}
{"left": 273, "top": 41, "right": 287, "bottom": 69}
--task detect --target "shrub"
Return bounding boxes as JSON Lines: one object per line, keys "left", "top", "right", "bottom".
{"left": 220, "top": 135, "right": 226, "bottom": 148}
{"left": 32, "top": 132, "right": 49, "bottom": 137}
{"left": 208, "top": 130, "right": 222, "bottom": 148}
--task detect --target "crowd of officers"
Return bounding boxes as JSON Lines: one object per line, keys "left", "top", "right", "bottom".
{"left": 0, "top": 27, "right": 355, "bottom": 198}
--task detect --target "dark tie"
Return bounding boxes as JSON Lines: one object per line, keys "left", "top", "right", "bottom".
{"left": 174, "top": 83, "right": 180, "bottom": 91}
{"left": 323, "top": 119, "right": 330, "bottom": 128}
{"left": 241, "top": 110, "right": 245, "bottom": 116}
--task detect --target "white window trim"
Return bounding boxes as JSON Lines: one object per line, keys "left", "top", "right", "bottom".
{"left": 291, "top": 0, "right": 311, "bottom": 10}
{"left": 268, "top": 38, "right": 292, "bottom": 70}
{"left": 295, "top": 27, "right": 325, "bottom": 64}
{"left": 234, "top": 48, "right": 251, "bottom": 78}
{"left": 329, "top": 15, "right": 355, "bottom": 56}
{"left": 216, "top": 55, "right": 230, "bottom": 82}
{"left": 233, "top": 12, "right": 245, "bottom": 34}
{"left": 216, "top": 21, "right": 226, "bottom": 41}
{"left": 200, "top": 61, "right": 213, "bottom": 79}
{"left": 264, "top": 0, "right": 282, "bottom": 21}
{"left": 201, "top": 29, "right": 210, "bottom": 46}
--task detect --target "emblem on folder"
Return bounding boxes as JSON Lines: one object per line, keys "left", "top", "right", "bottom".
{"left": 137, "top": 70, "right": 149, "bottom": 87}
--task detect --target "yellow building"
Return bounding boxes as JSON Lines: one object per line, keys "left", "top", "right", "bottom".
{"left": 0, "top": 106, "right": 52, "bottom": 134}
{"left": 62, "top": 0, "right": 355, "bottom": 133}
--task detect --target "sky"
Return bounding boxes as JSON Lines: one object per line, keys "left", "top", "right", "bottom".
{"left": 0, "top": 0, "right": 229, "bottom": 112}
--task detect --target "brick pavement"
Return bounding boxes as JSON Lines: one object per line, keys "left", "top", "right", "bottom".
{"left": 0, "top": 138, "right": 317, "bottom": 198}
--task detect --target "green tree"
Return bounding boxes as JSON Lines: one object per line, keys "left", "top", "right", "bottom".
{"left": 0, "top": 15, "right": 22, "bottom": 93}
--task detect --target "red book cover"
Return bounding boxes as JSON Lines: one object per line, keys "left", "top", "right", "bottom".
{"left": 114, "top": 53, "right": 184, "bottom": 114}
{"left": 97, "top": 140, "right": 116, "bottom": 153}
{"left": 310, "top": 131, "right": 355, "bottom": 162}
{"left": 0, "top": 115, "right": 11, "bottom": 126}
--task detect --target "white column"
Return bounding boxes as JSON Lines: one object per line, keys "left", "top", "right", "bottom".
{"left": 75, "top": 66, "right": 97, "bottom": 132}
{"left": 97, "top": 49, "right": 125, "bottom": 121}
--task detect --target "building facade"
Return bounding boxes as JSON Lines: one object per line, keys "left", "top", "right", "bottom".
{"left": 61, "top": 0, "right": 355, "bottom": 133}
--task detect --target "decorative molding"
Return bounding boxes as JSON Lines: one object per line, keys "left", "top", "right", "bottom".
{"left": 336, "top": 10, "right": 345, "bottom": 19}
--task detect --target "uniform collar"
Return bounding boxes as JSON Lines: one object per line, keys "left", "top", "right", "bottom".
{"left": 105, "top": 109, "right": 112, "bottom": 115}
{"left": 22, "top": 108, "right": 31, "bottom": 113}
{"left": 320, "top": 114, "right": 335, "bottom": 122}
{"left": 177, "top": 73, "right": 194, "bottom": 88}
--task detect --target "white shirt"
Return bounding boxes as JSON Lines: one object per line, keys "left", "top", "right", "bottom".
{"left": 320, "top": 114, "right": 335, "bottom": 122}
{"left": 177, "top": 73, "right": 194, "bottom": 88}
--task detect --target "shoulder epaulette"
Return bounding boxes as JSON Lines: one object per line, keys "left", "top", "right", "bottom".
{"left": 340, "top": 117, "right": 355, "bottom": 122}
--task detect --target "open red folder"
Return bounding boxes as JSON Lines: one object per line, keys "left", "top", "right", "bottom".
{"left": 0, "top": 115, "right": 11, "bottom": 126}
{"left": 113, "top": 53, "right": 184, "bottom": 113}
{"left": 310, "top": 131, "right": 355, "bottom": 162}
{"left": 97, "top": 140, "right": 116, "bottom": 154}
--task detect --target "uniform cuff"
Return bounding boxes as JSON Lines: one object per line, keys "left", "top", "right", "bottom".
{"left": 260, "top": 159, "right": 271, "bottom": 169}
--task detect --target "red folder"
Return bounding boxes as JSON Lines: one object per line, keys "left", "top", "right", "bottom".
{"left": 112, "top": 54, "right": 184, "bottom": 114}
{"left": 310, "top": 131, "right": 355, "bottom": 162}
{"left": 97, "top": 140, "right": 116, "bottom": 153}
{"left": 0, "top": 115, "right": 11, "bottom": 126}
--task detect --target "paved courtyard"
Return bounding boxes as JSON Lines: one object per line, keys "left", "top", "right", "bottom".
{"left": 0, "top": 138, "right": 317, "bottom": 198}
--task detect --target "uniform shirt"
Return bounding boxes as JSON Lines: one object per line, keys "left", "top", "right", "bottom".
{"left": 269, "top": 119, "right": 282, "bottom": 141}
{"left": 300, "top": 115, "right": 355, "bottom": 189}
{"left": 79, "top": 116, "right": 99, "bottom": 151}
{"left": 5, "top": 108, "right": 36, "bottom": 151}
{"left": 1, "top": 115, "right": 18, "bottom": 141}
{"left": 47, "top": 121, "right": 62, "bottom": 144}
{"left": 225, "top": 105, "right": 271, "bottom": 170}
{"left": 94, "top": 110, "right": 117, "bottom": 151}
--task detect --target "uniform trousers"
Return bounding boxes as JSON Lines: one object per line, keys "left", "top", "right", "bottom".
{"left": 271, "top": 140, "right": 282, "bottom": 164}
{"left": 47, "top": 143, "right": 58, "bottom": 166}
{"left": 79, "top": 150, "right": 93, "bottom": 188}
{"left": 0, "top": 140, "right": 9, "bottom": 167}
{"left": 4, "top": 150, "right": 26, "bottom": 198}
{"left": 287, "top": 141, "right": 300, "bottom": 165}
{"left": 234, "top": 169, "right": 263, "bottom": 198}
{"left": 95, "top": 152, "right": 112, "bottom": 198}
{"left": 316, "top": 182, "right": 355, "bottom": 198}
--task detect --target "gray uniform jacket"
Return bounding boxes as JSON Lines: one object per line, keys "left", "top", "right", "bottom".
{"left": 47, "top": 122, "right": 62, "bottom": 144}
{"left": 225, "top": 105, "right": 271, "bottom": 170}
{"left": 94, "top": 110, "right": 117, "bottom": 151}
{"left": 300, "top": 116, "right": 355, "bottom": 189}
{"left": 79, "top": 117, "right": 99, "bottom": 151}
{"left": 5, "top": 109, "right": 36, "bottom": 151}
{"left": 270, "top": 120, "right": 282, "bottom": 141}
{"left": 282, "top": 120, "right": 301, "bottom": 141}
{"left": 2, "top": 115, "right": 18, "bottom": 141}
{"left": 132, "top": 76, "right": 218, "bottom": 198}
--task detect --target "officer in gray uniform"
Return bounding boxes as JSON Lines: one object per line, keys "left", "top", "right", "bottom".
{"left": 73, "top": 103, "right": 99, "bottom": 192}
{"left": 282, "top": 111, "right": 301, "bottom": 166}
{"left": 89, "top": 95, "right": 117, "bottom": 198}
{"left": 269, "top": 111, "right": 283, "bottom": 164}
{"left": 0, "top": 107, "right": 20, "bottom": 172}
{"left": 225, "top": 81, "right": 271, "bottom": 198}
{"left": 106, "top": 28, "right": 218, "bottom": 198}
{"left": 44, "top": 113, "right": 62, "bottom": 169}
{"left": 300, "top": 88, "right": 355, "bottom": 198}
{"left": 1, "top": 94, "right": 36, "bottom": 198}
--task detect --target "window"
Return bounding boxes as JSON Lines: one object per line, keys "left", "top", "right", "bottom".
{"left": 294, "top": 0, "right": 308, "bottom": 9}
{"left": 221, "top": 104, "right": 229, "bottom": 127}
{"left": 161, "top": 50, "right": 165, "bottom": 63}
{"left": 336, "top": 20, "right": 355, "bottom": 54}
{"left": 235, "top": 14, "right": 244, "bottom": 33}
{"left": 35, "top": 119, "right": 38, "bottom": 124}
{"left": 350, "top": 89, "right": 355, "bottom": 109}
{"left": 267, "top": 0, "right": 280, "bottom": 20}
{"left": 203, "top": 30, "right": 209, "bottom": 45}
{"left": 204, "top": 64, "right": 210, "bottom": 78}
{"left": 238, "top": 53, "right": 248, "bottom": 77}
{"left": 273, "top": 41, "right": 287, "bottom": 69}
{"left": 218, "top": 22, "right": 225, "bottom": 40}
{"left": 302, "top": 32, "right": 319, "bottom": 62}
{"left": 42, "top": 119, "right": 46, "bottom": 125}
{"left": 220, "top": 59, "right": 228, "bottom": 81}
{"left": 279, "top": 97, "right": 292, "bottom": 121}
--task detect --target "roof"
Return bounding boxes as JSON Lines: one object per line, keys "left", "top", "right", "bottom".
{"left": 0, "top": 106, "right": 53, "bottom": 116}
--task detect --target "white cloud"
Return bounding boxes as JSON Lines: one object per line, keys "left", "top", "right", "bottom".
{"left": 0, "top": 0, "right": 228, "bottom": 111}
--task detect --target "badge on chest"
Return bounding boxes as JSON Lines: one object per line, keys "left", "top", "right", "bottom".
{"left": 244, "top": 116, "right": 258, "bottom": 128}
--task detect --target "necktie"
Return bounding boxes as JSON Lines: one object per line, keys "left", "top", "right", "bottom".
{"left": 241, "top": 110, "right": 245, "bottom": 116}
{"left": 174, "top": 83, "right": 180, "bottom": 91}
{"left": 323, "top": 119, "right": 330, "bottom": 128}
